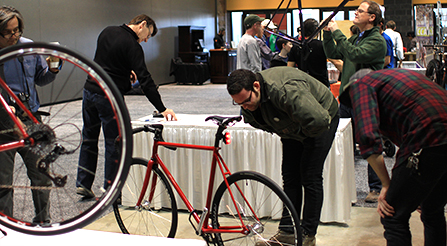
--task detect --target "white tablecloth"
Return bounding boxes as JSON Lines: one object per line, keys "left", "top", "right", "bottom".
{"left": 0, "top": 227, "right": 206, "bottom": 246}
{"left": 132, "top": 114, "right": 356, "bottom": 223}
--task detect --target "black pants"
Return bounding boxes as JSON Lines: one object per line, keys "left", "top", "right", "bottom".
{"left": 280, "top": 114, "right": 339, "bottom": 236}
{"left": 381, "top": 144, "right": 447, "bottom": 246}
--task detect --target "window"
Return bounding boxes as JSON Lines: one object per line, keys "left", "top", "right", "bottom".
{"left": 292, "top": 9, "right": 320, "bottom": 37}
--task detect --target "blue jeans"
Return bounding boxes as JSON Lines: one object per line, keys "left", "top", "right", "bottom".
{"left": 76, "top": 89, "right": 119, "bottom": 190}
{"left": 280, "top": 114, "right": 339, "bottom": 236}
{"left": 381, "top": 144, "right": 447, "bottom": 246}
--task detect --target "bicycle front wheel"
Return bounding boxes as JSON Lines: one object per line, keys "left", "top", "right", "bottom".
{"left": 211, "top": 171, "right": 300, "bottom": 246}
{"left": 0, "top": 42, "right": 132, "bottom": 235}
{"left": 113, "top": 158, "right": 178, "bottom": 237}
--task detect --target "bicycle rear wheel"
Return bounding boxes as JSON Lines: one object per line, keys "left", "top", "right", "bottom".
{"left": 426, "top": 59, "right": 443, "bottom": 86}
{"left": 211, "top": 171, "right": 300, "bottom": 246}
{"left": 113, "top": 158, "right": 178, "bottom": 237}
{"left": 0, "top": 42, "right": 132, "bottom": 235}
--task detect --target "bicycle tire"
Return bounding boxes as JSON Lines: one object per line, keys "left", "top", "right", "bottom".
{"left": 113, "top": 158, "right": 178, "bottom": 237}
{"left": 426, "top": 59, "right": 443, "bottom": 86}
{"left": 210, "top": 171, "right": 300, "bottom": 246}
{"left": 0, "top": 42, "right": 132, "bottom": 235}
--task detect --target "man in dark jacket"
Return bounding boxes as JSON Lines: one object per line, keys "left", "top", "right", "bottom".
{"left": 76, "top": 14, "right": 176, "bottom": 199}
{"left": 227, "top": 67, "right": 339, "bottom": 246}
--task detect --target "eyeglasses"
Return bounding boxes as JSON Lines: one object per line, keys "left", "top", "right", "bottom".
{"left": 146, "top": 26, "right": 153, "bottom": 39}
{"left": 0, "top": 28, "right": 22, "bottom": 39}
{"left": 233, "top": 90, "right": 253, "bottom": 106}
{"left": 355, "top": 8, "right": 371, "bottom": 14}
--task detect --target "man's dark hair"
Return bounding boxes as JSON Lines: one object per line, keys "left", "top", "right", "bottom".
{"left": 227, "top": 69, "right": 256, "bottom": 95}
{"left": 303, "top": 18, "right": 318, "bottom": 38}
{"left": 0, "top": 6, "right": 24, "bottom": 33}
{"left": 129, "top": 14, "right": 158, "bottom": 37}
{"left": 362, "top": 0, "right": 382, "bottom": 26}
{"left": 275, "top": 38, "right": 288, "bottom": 51}
{"left": 219, "top": 27, "right": 225, "bottom": 34}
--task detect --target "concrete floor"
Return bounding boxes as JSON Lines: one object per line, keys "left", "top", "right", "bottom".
{"left": 84, "top": 206, "right": 427, "bottom": 246}
{"left": 81, "top": 81, "right": 442, "bottom": 245}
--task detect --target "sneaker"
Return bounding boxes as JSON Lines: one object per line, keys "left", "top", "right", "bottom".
{"left": 76, "top": 187, "right": 95, "bottom": 199}
{"left": 302, "top": 234, "right": 316, "bottom": 246}
{"left": 255, "top": 230, "right": 296, "bottom": 246}
{"left": 365, "top": 190, "right": 380, "bottom": 203}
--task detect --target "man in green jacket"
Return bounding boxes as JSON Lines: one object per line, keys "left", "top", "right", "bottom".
{"left": 323, "top": 0, "right": 386, "bottom": 96}
{"left": 323, "top": 0, "right": 386, "bottom": 203}
{"left": 227, "top": 67, "right": 339, "bottom": 246}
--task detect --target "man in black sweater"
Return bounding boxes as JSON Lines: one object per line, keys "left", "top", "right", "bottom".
{"left": 76, "top": 14, "right": 176, "bottom": 198}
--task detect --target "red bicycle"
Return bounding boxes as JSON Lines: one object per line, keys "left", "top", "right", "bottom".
{"left": 0, "top": 42, "right": 132, "bottom": 235}
{"left": 113, "top": 116, "right": 300, "bottom": 245}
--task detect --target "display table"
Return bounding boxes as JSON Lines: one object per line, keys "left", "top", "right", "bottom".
{"left": 132, "top": 114, "right": 356, "bottom": 223}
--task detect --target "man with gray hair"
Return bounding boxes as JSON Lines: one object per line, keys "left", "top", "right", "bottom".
{"left": 0, "top": 5, "right": 60, "bottom": 224}
{"left": 237, "top": 14, "right": 264, "bottom": 73}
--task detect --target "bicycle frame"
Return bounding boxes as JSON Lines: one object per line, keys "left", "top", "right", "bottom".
{"left": 0, "top": 77, "right": 39, "bottom": 152}
{"left": 264, "top": 0, "right": 352, "bottom": 47}
{"left": 134, "top": 128, "right": 259, "bottom": 235}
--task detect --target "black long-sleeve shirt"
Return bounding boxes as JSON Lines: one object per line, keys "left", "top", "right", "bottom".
{"left": 85, "top": 24, "right": 166, "bottom": 112}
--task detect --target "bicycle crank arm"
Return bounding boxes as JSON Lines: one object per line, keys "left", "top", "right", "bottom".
{"left": 196, "top": 207, "right": 209, "bottom": 235}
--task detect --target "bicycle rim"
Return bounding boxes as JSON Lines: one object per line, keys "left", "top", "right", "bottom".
{"left": 0, "top": 42, "right": 132, "bottom": 235}
{"left": 211, "top": 171, "right": 300, "bottom": 246}
{"left": 113, "top": 158, "right": 178, "bottom": 237}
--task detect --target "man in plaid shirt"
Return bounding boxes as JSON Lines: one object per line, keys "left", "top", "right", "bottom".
{"left": 340, "top": 68, "right": 447, "bottom": 245}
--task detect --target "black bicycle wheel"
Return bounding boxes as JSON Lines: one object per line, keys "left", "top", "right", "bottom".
{"left": 0, "top": 42, "right": 132, "bottom": 235}
{"left": 426, "top": 59, "right": 443, "bottom": 86}
{"left": 210, "top": 171, "right": 300, "bottom": 246}
{"left": 113, "top": 158, "right": 178, "bottom": 237}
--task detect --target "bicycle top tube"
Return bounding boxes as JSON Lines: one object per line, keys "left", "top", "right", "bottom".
{"left": 132, "top": 115, "right": 242, "bottom": 148}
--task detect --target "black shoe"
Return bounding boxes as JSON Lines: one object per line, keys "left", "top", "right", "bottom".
{"left": 76, "top": 187, "right": 95, "bottom": 199}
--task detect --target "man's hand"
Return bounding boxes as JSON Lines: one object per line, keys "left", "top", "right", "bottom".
{"left": 377, "top": 186, "right": 394, "bottom": 218}
{"left": 326, "top": 19, "right": 339, "bottom": 32}
{"left": 46, "top": 56, "right": 60, "bottom": 73}
{"left": 130, "top": 70, "right": 137, "bottom": 85}
{"left": 161, "top": 108, "right": 177, "bottom": 121}
{"left": 322, "top": 18, "right": 331, "bottom": 32}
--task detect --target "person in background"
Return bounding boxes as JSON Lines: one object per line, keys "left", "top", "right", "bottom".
{"left": 406, "top": 31, "right": 417, "bottom": 52}
{"left": 76, "top": 14, "right": 176, "bottom": 199}
{"left": 0, "top": 5, "right": 60, "bottom": 224}
{"left": 379, "top": 18, "right": 393, "bottom": 69}
{"left": 270, "top": 37, "right": 292, "bottom": 67}
{"left": 237, "top": 14, "right": 264, "bottom": 73}
{"left": 227, "top": 67, "right": 339, "bottom": 246}
{"left": 256, "top": 19, "right": 277, "bottom": 70}
{"left": 288, "top": 18, "right": 329, "bottom": 87}
{"left": 213, "top": 27, "right": 225, "bottom": 49}
{"left": 384, "top": 20, "right": 404, "bottom": 68}
{"left": 322, "top": 0, "right": 386, "bottom": 203}
{"left": 339, "top": 68, "right": 447, "bottom": 246}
